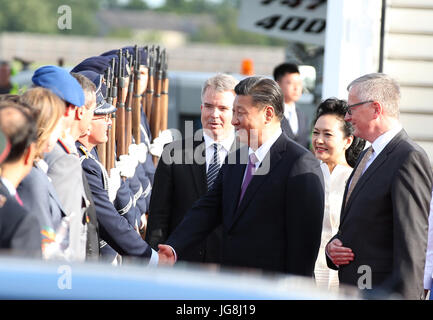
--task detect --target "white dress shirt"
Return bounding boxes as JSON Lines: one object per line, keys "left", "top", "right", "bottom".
{"left": 0, "top": 177, "right": 16, "bottom": 197}
{"left": 242, "top": 128, "right": 282, "bottom": 183}
{"left": 348, "top": 124, "right": 403, "bottom": 190}
{"left": 203, "top": 132, "right": 235, "bottom": 172}
{"left": 284, "top": 103, "right": 298, "bottom": 135}
{"left": 363, "top": 124, "right": 403, "bottom": 174}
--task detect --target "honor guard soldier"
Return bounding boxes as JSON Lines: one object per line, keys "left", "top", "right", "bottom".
{"left": 76, "top": 72, "right": 158, "bottom": 264}
{"left": 73, "top": 55, "right": 152, "bottom": 233}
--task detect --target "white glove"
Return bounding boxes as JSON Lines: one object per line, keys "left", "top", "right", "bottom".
{"left": 116, "top": 154, "right": 138, "bottom": 178}
{"left": 108, "top": 167, "right": 121, "bottom": 202}
{"left": 149, "top": 141, "right": 164, "bottom": 157}
{"left": 129, "top": 143, "right": 148, "bottom": 163}
{"left": 136, "top": 143, "right": 148, "bottom": 163}
{"left": 128, "top": 144, "right": 139, "bottom": 164}
{"left": 159, "top": 129, "right": 174, "bottom": 145}
{"left": 149, "top": 130, "right": 173, "bottom": 157}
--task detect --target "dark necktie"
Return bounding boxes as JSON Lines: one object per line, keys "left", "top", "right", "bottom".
{"left": 345, "top": 146, "right": 374, "bottom": 207}
{"left": 238, "top": 153, "right": 258, "bottom": 205}
{"left": 207, "top": 143, "right": 221, "bottom": 190}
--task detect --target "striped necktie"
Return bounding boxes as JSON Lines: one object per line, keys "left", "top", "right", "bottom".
{"left": 207, "top": 143, "right": 221, "bottom": 190}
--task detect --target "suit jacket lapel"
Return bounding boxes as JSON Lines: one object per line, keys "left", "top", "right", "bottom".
{"left": 340, "top": 130, "right": 405, "bottom": 224}
{"left": 228, "top": 134, "right": 286, "bottom": 231}
{"left": 187, "top": 138, "right": 207, "bottom": 195}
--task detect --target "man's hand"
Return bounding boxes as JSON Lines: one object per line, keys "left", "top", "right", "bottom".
{"left": 157, "top": 244, "right": 175, "bottom": 266}
{"left": 327, "top": 238, "right": 354, "bottom": 266}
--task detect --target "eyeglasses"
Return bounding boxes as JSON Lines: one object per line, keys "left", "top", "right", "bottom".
{"left": 347, "top": 100, "right": 374, "bottom": 115}
{"left": 92, "top": 114, "right": 110, "bottom": 121}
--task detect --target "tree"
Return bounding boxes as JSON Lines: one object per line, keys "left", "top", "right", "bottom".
{"left": 123, "top": 0, "right": 149, "bottom": 10}
{"left": 0, "top": 0, "right": 101, "bottom": 36}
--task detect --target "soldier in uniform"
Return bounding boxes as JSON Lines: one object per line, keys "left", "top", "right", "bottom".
{"left": 76, "top": 73, "right": 160, "bottom": 265}
{"left": 73, "top": 54, "right": 152, "bottom": 235}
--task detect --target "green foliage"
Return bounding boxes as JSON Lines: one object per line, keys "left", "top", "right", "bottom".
{"left": 123, "top": 0, "right": 149, "bottom": 10}
{"left": 0, "top": 0, "right": 57, "bottom": 34}
{"left": 0, "top": 0, "right": 100, "bottom": 36}
{"left": 0, "top": 0, "right": 285, "bottom": 46}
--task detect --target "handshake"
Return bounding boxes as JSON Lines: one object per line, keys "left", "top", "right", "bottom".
{"left": 157, "top": 244, "right": 176, "bottom": 266}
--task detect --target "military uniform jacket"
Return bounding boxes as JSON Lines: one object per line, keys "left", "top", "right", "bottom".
{"left": 77, "top": 142, "right": 152, "bottom": 259}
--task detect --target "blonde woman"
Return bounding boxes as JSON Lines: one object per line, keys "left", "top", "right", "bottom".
{"left": 17, "top": 87, "right": 67, "bottom": 259}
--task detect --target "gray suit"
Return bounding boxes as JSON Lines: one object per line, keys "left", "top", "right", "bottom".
{"left": 327, "top": 130, "right": 433, "bottom": 299}
{"left": 44, "top": 142, "right": 88, "bottom": 261}
{"left": 18, "top": 164, "right": 65, "bottom": 231}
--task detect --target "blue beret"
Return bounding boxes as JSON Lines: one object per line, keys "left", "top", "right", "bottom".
{"left": 71, "top": 56, "right": 111, "bottom": 75}
{"left": 77, "top": 70, "right": 116, "bottom": 115}
{"left": 32, "top": 65, "right": 85, "bottom": 107}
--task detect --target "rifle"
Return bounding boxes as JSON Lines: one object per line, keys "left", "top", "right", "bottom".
{"left": 145, "top": 46, "right": 155, "bottom": 123}
{"left": 124, "top": 50, "right": 134, "bottom": 150}
{"left": 116, "top": 49, "right": 128, "bottom": 158}
{"left": 132, "top": 45, "right": 142, "bottom": 144}
{"left": 140, "top": 46, "right": 149, "bottom": 124}
{"left": 160, "top": 49, "right": 169, "bottom": 133}
{"left": 107, "top": 57, "right": 118, "bottom": 171}
{"left": 150, "top": 46, "right": 162, "bottom": 141}
{"left": 97, "top": 71, "right": 109, "bottom": 169}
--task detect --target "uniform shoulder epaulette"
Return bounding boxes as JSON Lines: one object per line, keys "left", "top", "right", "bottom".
{"left": 79, "top": 146, "right": 89, "bottom": 159}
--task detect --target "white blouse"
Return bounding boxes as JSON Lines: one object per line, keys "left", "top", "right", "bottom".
{"left": 314, "top": 161, "right": 353, "bottom": 291}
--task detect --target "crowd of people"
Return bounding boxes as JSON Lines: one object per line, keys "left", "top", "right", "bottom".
{"left": 0, "top": 51, "right": 432, "bottom": 300}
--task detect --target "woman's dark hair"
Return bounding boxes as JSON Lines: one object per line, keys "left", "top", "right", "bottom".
{"left": 314, "top": 98, "right": 366, "bottom": 167}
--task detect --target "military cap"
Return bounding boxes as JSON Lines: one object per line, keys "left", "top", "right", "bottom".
{"left": 101, "top": 46, "right": 147, "bottom": 66}
{"left": 72, "top": 55, "right": 128, "bottom": 77}
{"left": 71, "top": 56, "right": 111, "bottom": 75}
{"left": 32, "top": 65, "right": 85, "bottom": 107}
{"left": 77, "top": 70, "right": 116, "bottom": 115}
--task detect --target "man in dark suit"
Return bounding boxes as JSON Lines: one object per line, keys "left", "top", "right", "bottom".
{"left": 0, "top": 100, "right": 41, "bottom": 256}
{"left": 326, "top": 73, "right": 433, "bottom": 299}
{"left": 146, "top": 74, "right": 239, "bottom": 265}
{"left": 159, "top": 76, "right": 324, "bottom": 276}
{"left": 273, "top": 63, "right": 311, "bottom": 149}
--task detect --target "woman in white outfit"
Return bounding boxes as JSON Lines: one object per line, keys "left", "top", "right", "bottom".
{"left": 311, "top": 98, "right": 365, "bottom": 291}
